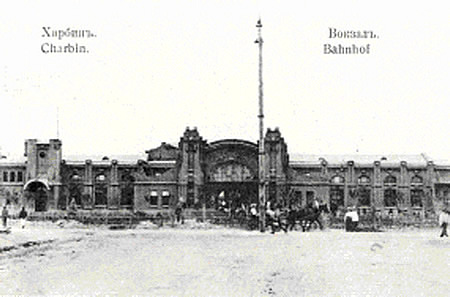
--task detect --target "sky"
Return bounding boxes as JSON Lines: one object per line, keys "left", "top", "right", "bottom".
{"left": 0, "top": 0, "right": 449, "bottom": 161}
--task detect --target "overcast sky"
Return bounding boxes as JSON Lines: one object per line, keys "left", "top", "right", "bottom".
{"left": 1, "top": 0, "right": 449, "bottom": 161}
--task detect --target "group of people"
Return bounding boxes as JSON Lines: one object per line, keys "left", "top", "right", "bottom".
{"left": 2, "top": 197, "right": 448, "bottom": 238}
{"left": 227, "top": 198, "right": 449, "bottom": 238}
{"left": 1, "top": 205, "right": 28, "bottom": 230}
{"left": 343, "top": 206, "right": 450, "bottom": 237}
{"left": 265, "top": 202, "right": 289, "bottom": 234}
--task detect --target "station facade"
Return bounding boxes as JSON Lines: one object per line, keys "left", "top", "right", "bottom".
{"left": 1, "top": 127, "right": 449, "bottom": 219}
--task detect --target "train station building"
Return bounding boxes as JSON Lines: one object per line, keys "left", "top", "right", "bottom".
{"left": 1, "top": 127, "right": 449, "bottom": 221}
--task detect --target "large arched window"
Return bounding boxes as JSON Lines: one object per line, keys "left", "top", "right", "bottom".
{"left": 330, "top": 175, "right": 345, "bottom": 213}
{"left": 410, "top": 175, "right": 424, "bottom": 207}
{"left": 356, "top": 175, "right": 371, "bottom": 206}
{"left": 69, "top": 173, "right": 83, "bottom": 206}
{"left": 94, "top": 174, "right": 108, "bottom": 206}
{"left": 384, "top": 174, "right": 397, "bottom": 207}
{"left": 211, "top": 162, "right": 254, "bottom": 182}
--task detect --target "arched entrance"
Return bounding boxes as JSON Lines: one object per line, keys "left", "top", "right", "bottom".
{"left": 24, "top": 180, "right": 50, "bottom": 212}
{"left": 204, "top": 181, "right": 258, "bottom": 210}
{"left": 202, "top": 139, "right": 259, "bottom": 211}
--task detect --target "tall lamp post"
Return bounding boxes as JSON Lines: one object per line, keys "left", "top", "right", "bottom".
{"left": 255, "top": 19, "right": 266, "bottom": 232}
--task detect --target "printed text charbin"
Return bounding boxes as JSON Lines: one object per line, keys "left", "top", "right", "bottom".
{"left": 41, "top": 27, "right": 97, "bottom": 54}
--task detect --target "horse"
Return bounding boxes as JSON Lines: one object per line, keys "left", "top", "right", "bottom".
{"left": 287, "top": 205, "right": 327, "bottom": 231}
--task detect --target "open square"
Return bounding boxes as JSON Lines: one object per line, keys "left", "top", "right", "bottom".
{"left": 1, "top": 226, "right": 448, "bottom": 296}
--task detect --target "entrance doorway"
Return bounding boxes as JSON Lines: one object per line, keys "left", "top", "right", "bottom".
{"left": 25, "top": 181, "right": 49, "bottom": 212}
{"left": 203, "top": 182, "right": 258, "bottom": 210}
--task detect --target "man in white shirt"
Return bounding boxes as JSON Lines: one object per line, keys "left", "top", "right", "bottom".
{"left": 344, "top": 208, "right": 359, "bottom": 232}
{"left": 438, "top": 209, "right": 449, "bottom": 237}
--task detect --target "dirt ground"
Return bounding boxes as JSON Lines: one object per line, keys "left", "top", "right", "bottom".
{"left": 0, "top": 224, "right": 448, "bottom": 296}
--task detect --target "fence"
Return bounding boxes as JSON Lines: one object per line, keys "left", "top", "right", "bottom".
{"left": 26, "top": 207, "right": 440, "bottom": 230}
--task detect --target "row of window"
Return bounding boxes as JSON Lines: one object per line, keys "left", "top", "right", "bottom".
{"left": 2, "top": 171, "right": 24, "bottom": 183}
{"left": 291, "top": 188, "right": 425, "bottom": 213}
{"left": 146, "top": 191, "right": 171, "bottom": 207}
{"left": 329, "top": 188, "right": 425, "bottom": 211}
{"left": 61, "top": 182, "right": 135, "bottom": 209}
{"left": 70, "top": 173, "right": 134, "bottom": 183}
{"left": 331, "top": 174, "right": 423, "bottom": 185}
{"left": 63, "top": 183, "right": 172, "bottom": 208}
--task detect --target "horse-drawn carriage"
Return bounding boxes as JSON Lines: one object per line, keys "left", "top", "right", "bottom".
{"left": 242, "top": 204, "right": 327, "bottom": 232}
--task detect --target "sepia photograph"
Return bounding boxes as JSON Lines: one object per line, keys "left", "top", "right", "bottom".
{"left": 0, "top": 0, "right": 449, "bottom": 296}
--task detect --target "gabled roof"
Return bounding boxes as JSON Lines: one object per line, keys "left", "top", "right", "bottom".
{"left": 146, "top": 142, "right": 179, "bottom": 161}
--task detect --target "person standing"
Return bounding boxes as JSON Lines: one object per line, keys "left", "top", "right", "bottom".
{"left": 2, "top": 206, "right": 8, "bottom": 228}
{"left": 175, "top": 199, "right": 185, "bottom": 224}
{"left": 248, "top": 203, "right": 258, "bottom": 230}
{"left": 351, "top": 208, "right": 360, "bottom": 231}
{"left": 438, "top": 209, "right": 449, "bottom": 237}
{"left": 313, "top": 198, "right": 320, "bottom": 211}
{"left": 266, "top": 205, "right": 276, "bottom": 233}
{"left": 68, "top": 197, "right": 77, "bottom": 219}
{"left": 18, "top": 206, "right": 28, "bottom": 229}
{"left": 274, "top": 204, "right": 288, "bottom": 233}
{"left": 344, "top": 207, "right": 359, "bottom": 232}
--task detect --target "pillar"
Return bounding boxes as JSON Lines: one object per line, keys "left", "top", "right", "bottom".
{"left": 109, "top": 160, "right": 120, "bottom": 209}
{"left": 84, "top": 160, "right": 93, "bottom": 209}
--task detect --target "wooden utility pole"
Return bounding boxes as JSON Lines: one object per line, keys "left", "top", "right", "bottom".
{"left": 255, "top": 19, "right": 266, "bottom": 232}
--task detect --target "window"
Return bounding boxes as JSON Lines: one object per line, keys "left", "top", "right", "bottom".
{"left": 17, "top": 171, "right": 23, "bottom": 182}
{"left": 69, "top": 173, "right": 83, "bottom": 206}
{"left": 9, "top": 172, "right": 15, "bottom": 182}
{"left": 358, "top": 187, "right": 371, "bottom": 206}
{"left": 96, "top": 174, "right": 106, "bottom": 182}
{"left": 290, "top": 190, "right": 303, "bottom": 207}
{"left": 329, "top": 186, "right": 344, "bottom": 213}
{"left": 411, "top": 189, "right": 423, "bottom": 207}
{"left": 120, "top": 174, "right": 135, "bottom": 206}
{"left": 162, "top": 191, "right": 170, "bottom": 207}
{"left": 306, "top": 191, "right": 315, "bottom": 206}
{"left": 268, "top": 181, "right": 277, "bottom": 204}
{"left": 69, "top": 183, "right": 83, "bottom": 206}
{"left": 358, "top": 175, "right": 371, "bottom": 185}
{"left": 94, "top": 174, "right": 108, "bottom": 206}
{"left": 187, "top": 181, "right": 195, "bottom": 207}
{"left": 3, "top": 172, "right": 7, "bottom": 182}
{"left": 384, "top": 175, "right": 397, "bottom": 186}
{"left": 384, "top": 188, "right": 397, "bottom": 207}
{"left": 331, "top": 175, "right": 345, "bottom": 184}
{"left": 71, "top": 174, "right": 82, "bottom": 181}
{"left": 149, "top": 191, "right": 158, "bottom": 206}
{"left": 411, "top": 175, "right": 423, "bottom": 185}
